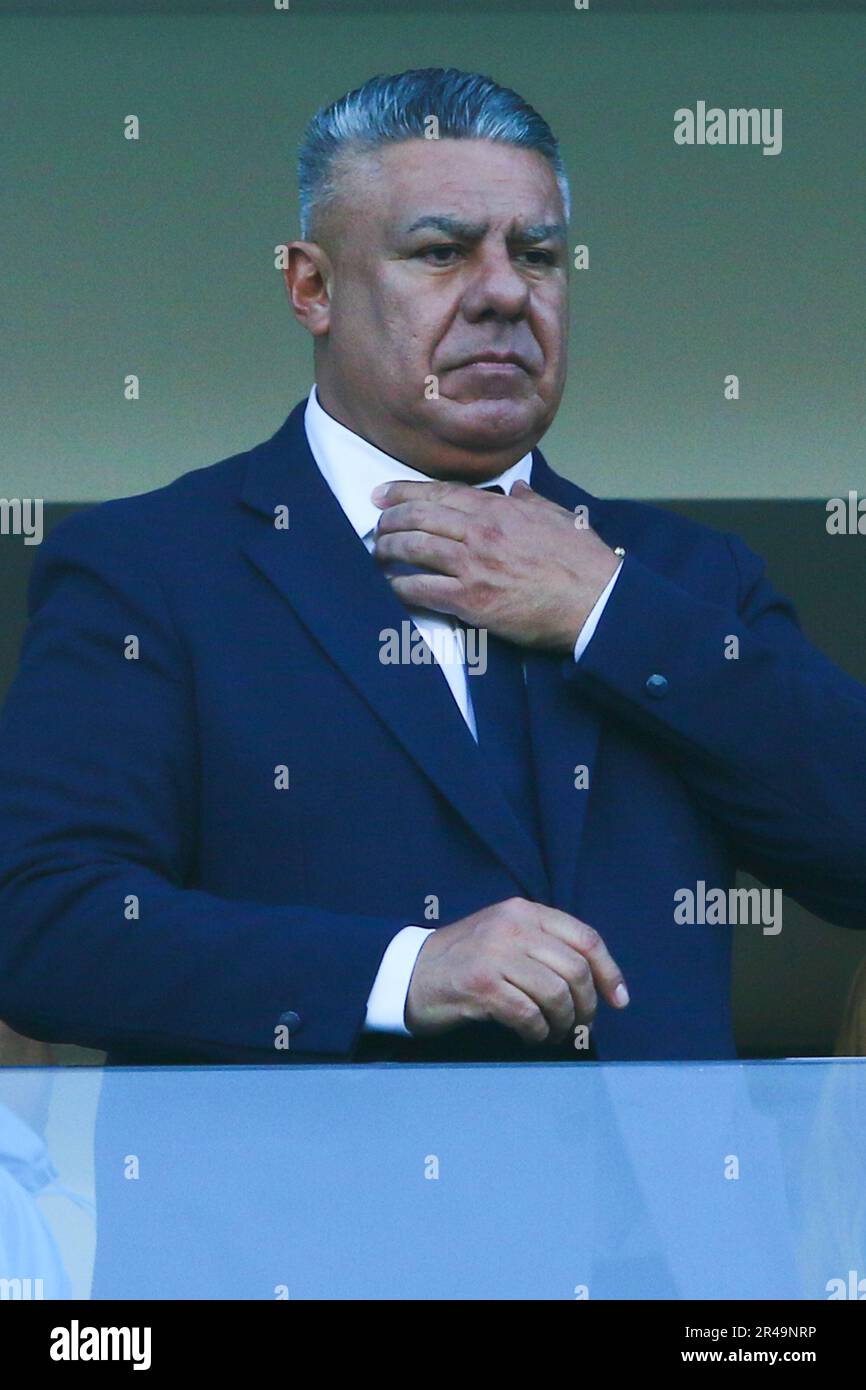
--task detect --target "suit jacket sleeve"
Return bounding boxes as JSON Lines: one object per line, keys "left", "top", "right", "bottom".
{"left": 563, "top": 529, "right": 866, "bottom": 929}
{"left": 0, "top": 510, "right": 404, "bottom": 1061}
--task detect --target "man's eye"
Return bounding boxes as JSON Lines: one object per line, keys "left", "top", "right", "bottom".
{"left": 419, "top": 244, "right": 462, "bottom": 265}
{"left": 517, "top": 249, "right": 556, "bottom": 266}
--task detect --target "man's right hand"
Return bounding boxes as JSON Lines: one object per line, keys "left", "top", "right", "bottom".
{"left": 404, "top": 897, "right": 630, "bottom": 1044}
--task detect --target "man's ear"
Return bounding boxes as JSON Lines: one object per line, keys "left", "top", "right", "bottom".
{"left": 283, "top": 241, "right": 333, "bottom": 337}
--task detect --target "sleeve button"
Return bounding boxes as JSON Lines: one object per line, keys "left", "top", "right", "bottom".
{"left": 645, "top": 673, "right": 669, "bottom": 698}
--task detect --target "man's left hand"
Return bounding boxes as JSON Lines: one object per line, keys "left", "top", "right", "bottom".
{"left": 371, "top": 478, "right": 621, "bottom": 654}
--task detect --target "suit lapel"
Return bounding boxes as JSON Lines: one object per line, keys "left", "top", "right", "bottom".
{"left": 238, "top": 401, "right": 551, "bottom": 903}
{"left": 524, "top": 451, "right": 611, "bottom": 911}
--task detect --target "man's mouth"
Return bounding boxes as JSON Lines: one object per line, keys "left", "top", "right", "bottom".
{"left": 456, "top": 352, "right": 530, "bottom": 372}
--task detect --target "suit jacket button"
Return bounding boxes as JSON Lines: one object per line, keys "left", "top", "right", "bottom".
{"left": 278, "top": 1010, "right": 301, "bottom": 1033}
{"left": 645, "top": 673, "right": 668, "bottom": 697}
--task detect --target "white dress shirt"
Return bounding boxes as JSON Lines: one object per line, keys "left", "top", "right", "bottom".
{"left": 303, "top": 384, "right": 621, "bottom": 1035}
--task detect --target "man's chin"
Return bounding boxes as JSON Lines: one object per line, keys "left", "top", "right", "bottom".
{"left": 428, "top": 395, "right": 547, "bottom": 454}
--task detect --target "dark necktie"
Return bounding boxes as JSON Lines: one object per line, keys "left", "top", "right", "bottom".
{"left": 461, "top": 486, "right": 543, "bottom": 847}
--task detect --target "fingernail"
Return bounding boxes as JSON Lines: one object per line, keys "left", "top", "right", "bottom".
{"left": 613, "top": 983, "right": 630, "bottom": 1008}
{"left": 371, "top": 484, "right": 390, "bottom": 504}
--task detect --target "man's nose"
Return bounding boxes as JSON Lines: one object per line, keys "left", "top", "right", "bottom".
{"left": 460, "top": 248, "right": 530, "bottom": 321}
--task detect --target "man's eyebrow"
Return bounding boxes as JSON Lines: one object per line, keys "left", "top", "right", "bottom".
{"left": 403, "top": 215, "right": 488, "bottom": 239}
{"left": 401, "top": 215, "right": 566, "bottom": 243}
{"left": 511, "top": 222, "right": 567, "bottom": 243}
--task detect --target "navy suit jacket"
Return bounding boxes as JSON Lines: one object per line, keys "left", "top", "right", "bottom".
{"left": 1, "top": 399, "right": 865, "bottom": 1064}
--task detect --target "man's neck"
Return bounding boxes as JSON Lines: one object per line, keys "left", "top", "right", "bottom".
{"left": 311, "top": 381, "right": 534, "bottom": 483}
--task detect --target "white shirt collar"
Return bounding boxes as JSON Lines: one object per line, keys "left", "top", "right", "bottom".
{"left": 304, "top": 383, "right": 533, "bottom": 541}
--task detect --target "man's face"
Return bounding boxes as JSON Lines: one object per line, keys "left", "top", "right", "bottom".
{"left": 291, "top": 137, "right": 569, "bottom": 479}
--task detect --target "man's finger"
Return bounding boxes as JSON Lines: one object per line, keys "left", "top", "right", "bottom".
{"left": 375, "top": 500, "right": 468, "bottom": 542}
{"left": 509, "top": 479, "right": 544, "bottom": 501}
{"left": 486, "top": 978, "right": 551, "bottom": 1045}
{"left": 386, "top": 573, "right": 465, "bottom": 615}
{"left": 527, "top": 936, "right": 598, "bottom": 1024}
{"left": 538, "top": 907, "right": 630, "bottom": 1009}
{"left": 502, "top": 957, "right": 577, "bottom": 1042}
{"left": 374, "top": 529, "right": 464, "bottom": 576}
{"left": 372, "top": 479, "right": 503, "bottom": 514}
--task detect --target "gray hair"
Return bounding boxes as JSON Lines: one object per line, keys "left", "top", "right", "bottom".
{"left": 298, "top": 66, "right": 570, "bottom": 238}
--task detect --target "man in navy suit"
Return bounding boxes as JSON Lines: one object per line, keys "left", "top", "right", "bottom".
{"left": 1, "top": 68, "right": 865, "bottom": 1065}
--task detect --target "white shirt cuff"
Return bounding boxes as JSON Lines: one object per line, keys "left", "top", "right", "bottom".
{"left": 573, "top": 560, "right": 623, "bottom": 662}
{"left": 363, "top": 925, "right": 436, "bottom": 1035}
